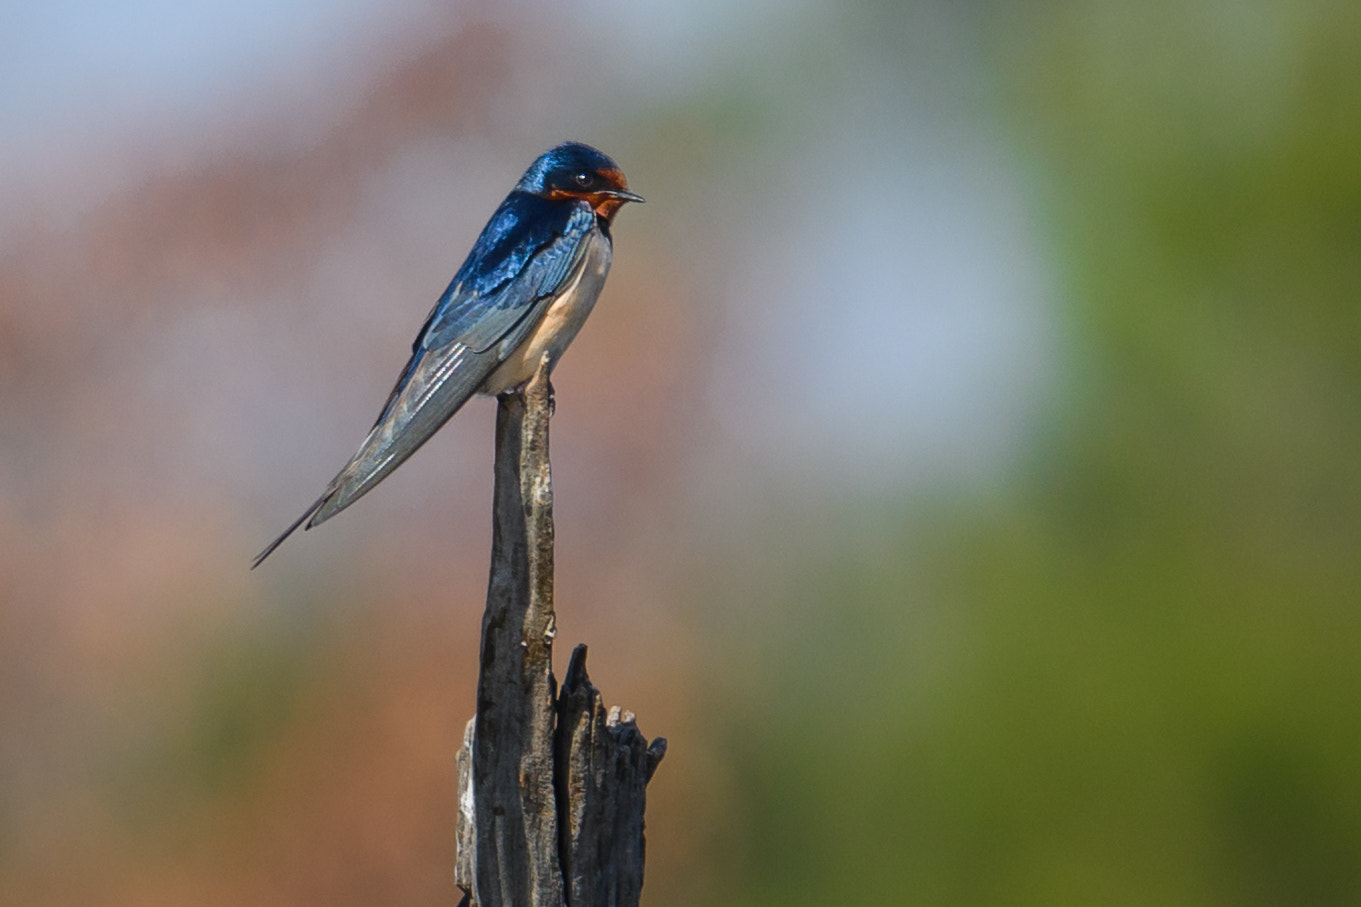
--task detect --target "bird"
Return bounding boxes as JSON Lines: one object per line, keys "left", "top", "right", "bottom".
{"left": 252, "top": 141, "right": 642, "bottom": 568}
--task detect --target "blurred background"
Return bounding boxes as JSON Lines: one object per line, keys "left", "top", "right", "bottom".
{"left": 2, "top": 0, "right": 1359, "bottom": 903}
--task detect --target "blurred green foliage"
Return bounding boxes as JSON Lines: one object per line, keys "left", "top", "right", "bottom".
{"left": 103, "top": 615, "right": 322, "bottom": 836}
{"left": 695, "top": 3, "right": 1361, "bottom": 905}
{"left": 6, "top": 3, "right": 1360, "bottom": 904}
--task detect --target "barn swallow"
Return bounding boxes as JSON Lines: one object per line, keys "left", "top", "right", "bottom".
{"left": 252, "top": 141, "right": 642, "bottom": 567}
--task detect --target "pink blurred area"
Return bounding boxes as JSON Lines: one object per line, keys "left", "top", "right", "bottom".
{"left": 0, "top": 0, "right": 1064, "bottom": 900}
{"left": 0, "top": 8, "right": 717, "bottom": 903}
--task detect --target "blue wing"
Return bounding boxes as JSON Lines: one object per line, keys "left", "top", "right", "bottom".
{"left": 422, "top": 196, "right": 597, "bottom": 353}
{"left": 251, "top": 196, "right": 599, "bottom": 567}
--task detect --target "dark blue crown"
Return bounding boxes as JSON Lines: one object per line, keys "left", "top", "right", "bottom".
{"left": 516, "top": 142, "right": 622, "bottom": 195}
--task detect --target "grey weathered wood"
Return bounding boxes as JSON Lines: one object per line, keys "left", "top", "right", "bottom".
{"left": 454, "top": 719, "right": 475, "bottom": 898}
{"left": 456, "top": 353, "right": 665, "bottom": 907}
{"left": 556, "top": 644, "right": 668, "bottom": 907}
{"left": 467, "top": 358, "right": 563, "bottom": 907}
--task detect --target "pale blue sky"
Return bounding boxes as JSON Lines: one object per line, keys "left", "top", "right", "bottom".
{"left": 3, "top": 0, "right": 1059, "bottom": 501}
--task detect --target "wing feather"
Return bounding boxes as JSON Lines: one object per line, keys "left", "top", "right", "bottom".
{"left": 252, "top": 198, "right": 600, "bottom": 565}
{"left": 422, "top": 201, "right": 597, "bottom": 352}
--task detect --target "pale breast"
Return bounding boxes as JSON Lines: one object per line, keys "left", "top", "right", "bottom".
{"left": 480, "top": 229, "right": 613, "bottom": 395}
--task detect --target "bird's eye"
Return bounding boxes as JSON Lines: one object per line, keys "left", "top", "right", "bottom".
{"left": 574, "top": 172, "right": 593, "bottom": 188}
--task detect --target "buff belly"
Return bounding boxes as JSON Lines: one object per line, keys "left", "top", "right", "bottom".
{"left": 480, "top": 231, "right": 613, "bottom": 395}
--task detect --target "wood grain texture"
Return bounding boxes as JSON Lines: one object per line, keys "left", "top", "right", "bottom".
{"left": 468, "top": 358, "right": 563, "bottom": 907}
{"left": 457, "top": 354, "right": 665, "bottom": 907}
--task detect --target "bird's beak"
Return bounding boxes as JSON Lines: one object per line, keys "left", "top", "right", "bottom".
{"left": 602, "top": 188, "right": 645, "bottom": 204}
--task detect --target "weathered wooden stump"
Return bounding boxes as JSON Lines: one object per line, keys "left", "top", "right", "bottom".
{"left": 455, "top": 356, "right": 666, "bottom": 907}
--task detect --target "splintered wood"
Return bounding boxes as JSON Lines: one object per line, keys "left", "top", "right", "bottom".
{"left": 456, "top": 357, "right": 665, "bottom": 907}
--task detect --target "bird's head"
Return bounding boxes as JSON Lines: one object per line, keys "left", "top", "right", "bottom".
{"left": 517, "top": 141, "right": 644, "bottom": 221}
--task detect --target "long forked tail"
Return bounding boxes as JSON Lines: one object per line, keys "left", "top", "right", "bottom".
{"left": 249, "top": 385, "right": 469, "bottom": 569}
{"left": 251, "top": 335, "right": 500, "bottom": 569}
{"left": 250, "top": 494, "right": 327, "bottom": 569}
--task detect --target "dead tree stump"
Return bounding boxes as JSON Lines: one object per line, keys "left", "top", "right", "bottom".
{"left": 456, "top": 355, "right": 666, "bottom": 907}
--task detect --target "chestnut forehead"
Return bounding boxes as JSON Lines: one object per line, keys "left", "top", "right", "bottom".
{"left": 596, "top": 166, "right": 628, "bottom": 188}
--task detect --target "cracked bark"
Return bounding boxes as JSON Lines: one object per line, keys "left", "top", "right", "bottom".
{"left": 456, "top": 355, "right": 666, "bottom": 907}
